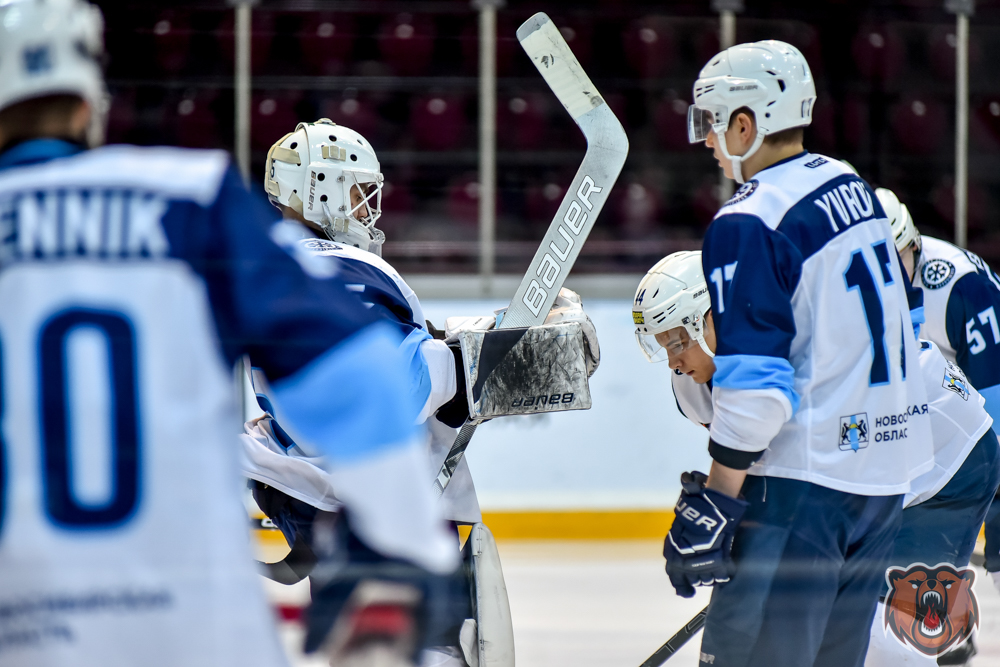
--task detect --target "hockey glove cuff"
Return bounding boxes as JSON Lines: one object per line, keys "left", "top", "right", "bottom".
{"left": 434, "top": 343, "right": 469, "bottom": 428}
{"left": 664, "top": 470, "right": 748, "bottom": 598}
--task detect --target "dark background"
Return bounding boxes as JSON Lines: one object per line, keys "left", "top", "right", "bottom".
{"left": 93, "top": 0, "right": 1000, "bottom": 273}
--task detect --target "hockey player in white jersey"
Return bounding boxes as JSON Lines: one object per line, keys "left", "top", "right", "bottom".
{"left": 634, "top": 251, "right": 999, "bottom": 666}
{"left": 248, "top": 118, "right": 599, "bottom": 666}
{"left": 666, "top": 41, "right": 934, "bottom": 666}
{"left": 877, "top": 187, "right": 1000, "bottom": 604}
{"left": 0, "top": 2, "right": 460, "bottom": 666}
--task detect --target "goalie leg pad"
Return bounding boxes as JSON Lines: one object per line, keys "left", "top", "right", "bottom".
{"left": 461, "top": 523, "right": 514, "bottom": 667}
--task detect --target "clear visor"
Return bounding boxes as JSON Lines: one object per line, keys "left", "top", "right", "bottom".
{"left": 635, "top": 327, "right": 702, "bottom": 363}
{"left": 687, "top": 105, "right": 726, "bottom": 144}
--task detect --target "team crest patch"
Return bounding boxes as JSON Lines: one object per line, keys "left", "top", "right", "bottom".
{"left": 839, "top": 413, "right": 869, "bottom": 451}
{"left": 921, "top": 259, "right": 956, "bottom": 290}
{"left": 301, "top": 238, "right": 341, "bottom": 251}
{"left": 942, "top": 361, "right": 970, "bottom": 401}
{"left": 884, "top": 563, "right": 979, "bottom": 656}
{"left": 721, "top": 179, "right": 759, "bottom": 207}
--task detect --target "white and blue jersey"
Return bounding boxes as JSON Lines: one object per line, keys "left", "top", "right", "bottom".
{"left": 914, "top": 236, "right": 1000, "bottom": 432}
{"left": 702, "top": 152, "right": 933, "bottom": 496}
{"left": 0, "top": 140, "right": 456, "bottom": 667}
{"left": 240, "top": 231, "right": 481, "bottom": 524}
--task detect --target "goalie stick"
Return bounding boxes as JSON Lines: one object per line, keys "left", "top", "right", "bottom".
{"left": 432, "top": 12, "right": 629, "bottom": 496}
{"left": 637, "top": 605, "right": 709, "bottom": 667}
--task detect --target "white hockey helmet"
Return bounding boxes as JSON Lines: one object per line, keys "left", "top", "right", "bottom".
{"left": 633, "top": 251, "right": 713, "bottom": 362}
{"left": 875, "top": 187, "right": 921, "bottom": 255}
{"left": 265, "top": 118, "right": 385, "bottom": 255}
{"left": 0, "top": 0, "right": 107, "bottom": 146}
{"left": 689, "top": 40, "right": 816, "bottom": 184}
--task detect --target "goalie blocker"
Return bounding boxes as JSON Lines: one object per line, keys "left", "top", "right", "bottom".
{"left": 436, "top": 322, "right": 595, "bottom": 426}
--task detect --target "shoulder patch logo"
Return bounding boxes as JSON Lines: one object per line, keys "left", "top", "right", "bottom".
{"left": 921, "top": 259, "right": 956, "bottom": 290}
{"left": 885, "top": 563, "right": 979, "bottom": 656}
{"left": 804, "top": 157, "right": 828, "bottom": 168}
{"left": 839, "top": 413, "right": 869, "bottom": 451}
{"left": 942, "top": 361, "right": 970, "bottom": 401}
{"left": 302, "top": 238, "right": 341, "bottom": 252}
{"left": 722, "top": 179, "right": 759, "bottom": 207}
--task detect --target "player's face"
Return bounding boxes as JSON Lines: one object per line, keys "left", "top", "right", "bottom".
{"left": 705, "top": 113, "right": 756, "bottom": 180}
{"left": 901, "top": 243, "right": 917, "bottom": 281}
{"left": 350, "top": 184, "right": 370, "bottom": 221}
{"left": 656, "top": 323, "right": 716, "bottom": 384}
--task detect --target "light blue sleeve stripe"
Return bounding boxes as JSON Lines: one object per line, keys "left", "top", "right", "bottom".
{"left": 910, "top": 306, "right": 925, "bottom": 338}
{"left": 713, "top": 354, "right": 800, "bottom": 414}
{"left": 400, "top": 327, "right": 433, "bottom": 411}
{"left": 979, "top": 383, "right": 1000, "bottom": 436}
{"left": 269, "top": 321, "right": 422, "bottom": 464}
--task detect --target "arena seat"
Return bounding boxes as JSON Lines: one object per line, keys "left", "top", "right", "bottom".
{"left": 497, "top": 94, "right": 550, "bottom": 151}
{"left": 105, "top": 92, "right": 136, "bottom": 145}
{"left": 841, "top": 94, "right": 870, "bottom": 153}
{"left": 932, "top": 178, "right": 989, "bottom": 234}
{"left": 251, "top": 93, "right": 302, "bottom": 151}
{"left": 806, "top": 97, "right": 837, "bottom": 155}
{"left": 460, "top": 16, "right": 518, "bottom": 76}
{"left": 410, "top": 95, "right": 468, "bottom": 151}
{"left": 378, "top": 13, "right": 436, "bottom": 77}
{"left": 446, "top": 174, "right": 484, "bottom": 226}
{"left": 151, "top": 10, "right": 191, "bottom": 75}
{"left": 172, "top": 91, "right": 220, "bottom": 149}
{"left": 927, "top": 24, "right": 982, "bottom": 81}
{"left": 654, "top": 96, "right": 694, "bottom": 151}
{"left": 525, "top": 179, "right": 567, "bottom": 223}
{"left": 851, "top": 24, "right": 905, "bottom": 81}
{"left": 623, "top": 16, "right": 677, "bottom": 79}
{"left": 317, "top": 96, "right": 381, "bottom": 145}
{"left": 889, "top": 96, "right": 948, "bottom": 154}
{"left": 216, "top": 11, "right": 274, "bottom": 73}
{"left": 298, "top": 13, "right": 355, "bottom": 75}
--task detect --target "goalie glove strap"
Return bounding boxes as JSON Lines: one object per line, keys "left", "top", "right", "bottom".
{"left": 434, "top": 343, "right": 469, "bottom": 428}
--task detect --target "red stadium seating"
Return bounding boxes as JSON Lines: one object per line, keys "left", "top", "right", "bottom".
{"left": 654, "top": 96, "right": 694, "bottom": 151}
{"left": 298, "top": 13, "right": 355, "bottom": 75}
{"left": 151, "top": 11, "right": 191, "bottom": 75}
{"left": 446, "top": 174, "right": 484, "bottom": 226}
{"left": 841, "top": 94, "right": 870, "bottom": 153}
{"left": 172, "top": 91, "right": 221, "bottom": 149}
{"left": 851, "top": 24, "right": 905, "bottom": 81}
{"left": 497, "top": 95, "right": 549, "bottom": 151}
{"left": 889, "top": 96, "right": 948, "bottom": 154}
{"left": 525, "top": 179, "right": 567, "bottom": 223}
{"left": 806, "top": 97, "right": 837, "bottom": 155}
{"left": 460, "top": 16, "right": 519, "bottom": 76}
{"left": 317, "top": 97, "right": 381, "bottom": 144}
{"left": 251, "top": 93, "right": 302, "bottom": 151}
{"left": 971, "top": 98, "right": 1000, "bottom": 153}
{"left": 616, "top": 181, "right": 663, "bottom": 239}
{"left": 623, "top": 16, "right": 677, "bottom": 79}
{"left": 105, "top": 92, "right": 136, "bottom": 145}
{"left": 927, "top": 24, "right": 982, "bottom": 81}
{"left": 410, "top": 95, "right": 467, "bottom": 151}
{"left": 932, "top": 178, "right": 989, "bottom": 234}
{"left": 378, "top": 13, "right": 436, "bottom": 77}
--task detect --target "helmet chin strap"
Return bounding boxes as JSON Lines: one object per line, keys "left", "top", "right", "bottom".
{"left": 714, "top": 129, "right": 766, "bottom": 185}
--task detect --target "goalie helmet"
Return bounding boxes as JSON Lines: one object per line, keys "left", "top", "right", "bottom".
{"left": 0, "top": 0, "right": 107, "bottom": 146}
{"left": 633, "top": 251, "right": 713, "bottom": 362}
{"left": 689, "top": 40, "right": 816, "bottom": 184}
{"left": 265, "top": 119, "right": 385, "bottom": 255}
{"left": 875, "top": 187, "right": 921, "bottom": 256}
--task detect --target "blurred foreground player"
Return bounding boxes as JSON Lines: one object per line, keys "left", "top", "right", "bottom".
{"left": 633, "top": 252, "right": 999, "bottom": 667}
{"left": 669, "top": 41, "right": 933, "bottom": 666}
{"left": 0, "top": 2, "right": 458, "bottom": 666}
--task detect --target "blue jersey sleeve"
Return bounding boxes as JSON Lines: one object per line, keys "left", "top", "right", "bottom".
{"left": 701, "top": 213, "right": 802, "bottom": 456}
{"left": 944, "top": 271, "right": 1000, "bottom": 422}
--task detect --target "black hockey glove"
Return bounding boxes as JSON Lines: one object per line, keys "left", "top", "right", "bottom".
{"left": 664, "top": 471, "right": 748, "bottom": 598}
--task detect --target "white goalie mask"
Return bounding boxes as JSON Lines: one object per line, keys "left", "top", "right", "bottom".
{"left": 875, "top": 187, "right": 921, "bottom": 257}
{"left": 264, "top": 119, "right": 385, "bottom": 255}
{"left": 689, "top": 40, "right": 816, "bottom": 184}
{"left": 632, "top": 251, "right": 713, "bottom": 362}
{"left": 0, "top": 0, "right": 108, "bottom": 147}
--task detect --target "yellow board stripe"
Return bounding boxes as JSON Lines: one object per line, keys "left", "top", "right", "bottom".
{"left": 479, "top": 510, "right": 676, "bottom": 540}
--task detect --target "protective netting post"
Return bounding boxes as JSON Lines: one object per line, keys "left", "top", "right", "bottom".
{"left": 712, "top": 0, "right": 743, "bottom": 206}
{"left": 474, "top": 0, "right": 504, "bottom": 296}
{"left": 229, "top": 0, "right": 257, "bottom": 185}
{"left": 947, "top": 0, "right": 974, "bottom": 248}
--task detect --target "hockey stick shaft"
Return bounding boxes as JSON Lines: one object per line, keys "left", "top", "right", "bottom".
{"left": 432, "top": 12, "right": 628, "bottom": 496}
{"left": 638, "top": 606, "right": 709, "bottom": 667}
